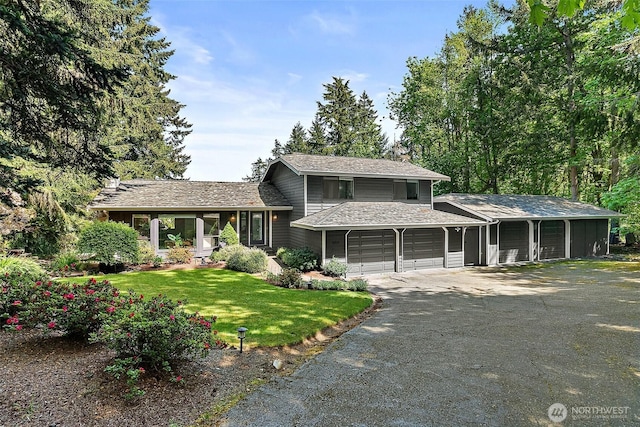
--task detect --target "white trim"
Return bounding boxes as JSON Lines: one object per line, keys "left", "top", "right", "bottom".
{"left": 496, "top": 222, "right": 501, "bottom": 265}
{"left": 344, "top": 230, "right": 351, "bottom": 267}
{"left": 564, "top": 219, "right": 571, "bottom": 258}
{"left": 269, "top": 210, "right": 273, "bottom": 248}
{"left": 442, "top": 226, "right": 449, "bottom": 268}
{"left": 321, "top": 230, "right": 327, "bottom": 266}
{"left": 537, "top": 220, "right": 542, "bottom": 261}
{"left": 527, "top": 220, "right": 535, "bottom": 262}
{"left": 303, "top": 175, "right": 308, "bottom": 217}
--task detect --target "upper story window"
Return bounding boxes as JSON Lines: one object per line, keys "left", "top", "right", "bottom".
{"left": 323, "top": 177, "right": 353, "bottom": 200}
{"left": 394, "top": 180, "right": 419, "bottom": 200}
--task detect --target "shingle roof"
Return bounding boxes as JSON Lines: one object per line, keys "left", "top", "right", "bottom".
{"left": 265, "top": 154, "right": 451, "bottom": 181}
{"left": 90, "top": 180, "right": 291, "bottom": 211}
{"left": 291, "top": 202, "right": 485, "bottom": 230}
{"left": 434, "top": 193, "right": 623, "bottom": 220}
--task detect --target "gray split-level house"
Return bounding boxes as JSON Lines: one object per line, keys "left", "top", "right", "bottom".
{"left": 90, "top": 154, "right": 622, "bottom": 276}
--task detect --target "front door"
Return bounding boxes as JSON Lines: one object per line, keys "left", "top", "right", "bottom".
{"left": 250, "top": 212, "right": 264, "bottom": 245}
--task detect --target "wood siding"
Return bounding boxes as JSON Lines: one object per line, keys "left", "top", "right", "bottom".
{"left": 307, "top": 176, "right": 433, "bottom": 215}
{"left": 269, "top": 164, "right": 304, "bottom": 220}
{"left": 271, "top": 211, "right": 290, "bottom": 249}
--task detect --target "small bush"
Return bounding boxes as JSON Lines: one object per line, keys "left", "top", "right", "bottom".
{"left": 219, "top": 222, "right": 239, "bottom": 245}
{"left": 309, "top": 279, "right": 343, "bottom": 290}
{"left": 52, "top": 251, "right": 81, "bottom": 273}
{"left": 27, "top": 278, "right": 117, "bottom": 338}
{"left": 276, "top": 247, "right": 318, "bottom": 272}
{"left": 137, "top": 241, "right": 156, "bottom": 265}
{"left": 92, "top": 291, "right": 224, "bottom": 371}
{"left": 322, "top": 257, "right": 348, "bottom": 277}
{"left": 225, "top": 246, "right": 268, "bottom": 274}
{"left": 166, "top": 247, "right": 192, "bottom": 264}
{"left": 211, "top": 244, "right": 244, "bottom": 263}
{"left": 77, "top": 221, "right": 139, "bottom": 266}
{"left": 278, "top": 268, "right": 303, "bottom": 288}
{"left": 0, "top": 257, "right": 47, "bottom": 285}
{"left": 346, "top": 278, "right": 368, "bottom": 292}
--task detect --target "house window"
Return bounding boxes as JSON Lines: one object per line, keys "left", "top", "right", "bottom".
{"left": 203, "top": 214, "right": 220, "bottom": 250}
{"left": 394, "top": 180, "right": 419, "bottom": 200}
{"left": 132, "top": 214, "right": 151, "bottom": 240}
{"left": 323, "top": 177, "right": 353, "bottom": 200}
{"left": 158, "top": 214, "right": 196, "bottom": 249}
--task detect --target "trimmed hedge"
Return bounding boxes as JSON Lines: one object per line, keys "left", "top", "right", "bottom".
{"left": 77, "top": 221, "right": 139, "bottom": 266}
{"left": 276, "top": 247, "right": 318, "bottom": 272}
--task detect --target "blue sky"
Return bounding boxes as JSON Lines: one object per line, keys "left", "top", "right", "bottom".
{"left": 150, "top": 0, "right": 511, "bottom": 181}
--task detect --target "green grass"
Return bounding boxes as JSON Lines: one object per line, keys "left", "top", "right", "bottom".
{"left": 98, "top": 269, "right": 372, "bottom": 348}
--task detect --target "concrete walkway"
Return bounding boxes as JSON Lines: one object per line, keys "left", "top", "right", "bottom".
{"left": 222, "top": 264, "right": 640, "bottom": 426}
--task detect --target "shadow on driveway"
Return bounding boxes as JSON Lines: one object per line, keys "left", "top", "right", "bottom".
{"left": 222, "top": 262, "right": 640, "bottom": 426}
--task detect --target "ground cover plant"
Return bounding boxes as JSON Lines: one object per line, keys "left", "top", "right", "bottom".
{"left": 101, "top": 268, "right": 373, "bottom": 347}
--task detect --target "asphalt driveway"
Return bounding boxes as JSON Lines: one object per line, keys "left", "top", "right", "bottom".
{"left": 222, "top": 261, "right": 640, "bottom": 426}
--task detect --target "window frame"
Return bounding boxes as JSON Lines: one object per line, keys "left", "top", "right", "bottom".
{"left": 323, "top": 177, "right": 354, "bottom": 200}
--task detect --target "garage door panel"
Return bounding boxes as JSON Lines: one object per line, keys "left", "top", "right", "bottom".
{"left": 347, "top": 230, "right": 396, "bottom": 275}
{"left": 403, "top": 229, "right": 444, "bottom": 270}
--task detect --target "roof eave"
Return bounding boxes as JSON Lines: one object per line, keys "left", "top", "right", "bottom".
{"left": 301, "top": 171, "right": 451, "bottom": 181}
{"left": 89, "top": 206, "right": 293, "bottom": 212}
{"left": 290, "top": 220, "right": 485, "bottom": 231}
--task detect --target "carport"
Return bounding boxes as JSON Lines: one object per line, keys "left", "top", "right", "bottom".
{"left": 290, "top": 202, "right": 484, "bottom": 275}
{"left": 434, "top": 194, "right": 622, "bottom": 266}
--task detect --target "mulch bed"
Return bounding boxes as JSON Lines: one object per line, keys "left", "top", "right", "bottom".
{"left": 0, "top": 296, "right": 381, "bottom": 427}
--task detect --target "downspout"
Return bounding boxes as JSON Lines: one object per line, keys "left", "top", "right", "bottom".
{"left": 441, "top": 226, "right": 449, "bottom": 268}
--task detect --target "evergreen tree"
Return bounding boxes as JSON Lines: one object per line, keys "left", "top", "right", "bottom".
{"left": 284, "top": 122, "right": 309, "bottom": 154}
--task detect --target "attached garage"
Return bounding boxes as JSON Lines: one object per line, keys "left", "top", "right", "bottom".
{"left": 347, "top": 230, "right": 396, "bottom": 275}
{"left": 539, "top": 220, "right": 565, "bottom": 260}
{"left": 570, "top": 219, "right": 609, "bottom": 257}
{"left": 499, "top": 221, "right": 529, "bottom": 263}
{"left": 402, "top": 228, "right": 445, "bottom": 271}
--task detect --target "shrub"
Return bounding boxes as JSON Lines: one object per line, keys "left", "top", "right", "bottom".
{"left": 77, "top": 221, "right": 139, "bottom": 266}
{"left": 92, "top": 291, "right": 224, "bottom": 372}
{"left": 211, "top": 244, "right": 244, "bottom": 263}
{"left": 309, "top": 279, "right": 343, "bottom": 290}
{"left": 219, "top": 222, "right": 239, "bottom": 245}
{"left": 28, "top": 278, "right": 117, "bottom": 338}
{"left": 346, "top": 278, "right": 368, "bottom": 292}
{"left": 137, "top": 241, "right": 156, "bottom": 265}
{"left": 52, "top": 251, "right": 80, "bottom": 272}
{"left": 166, "top": 247, "right": 192, "bottom": 264}
{"left": 225, "top": 246, "right": 268, "bottom": 274}
{"left": 0, "top": 257, "right": 47, "bottom": 285}
{"left": 278, "top": 268, "right": 303, "bottom": 288}
{"left": 276, "top": 247, "right": 318, "bottom": 272}
{"left": 322, "top": 257, "right": 348, "bottom": 277}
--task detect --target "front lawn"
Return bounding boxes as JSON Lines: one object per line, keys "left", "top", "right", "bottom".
{"left": 100, "top": 268, "right": 373, "bottom": 348}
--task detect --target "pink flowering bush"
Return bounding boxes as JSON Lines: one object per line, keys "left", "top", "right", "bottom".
{"left": 92, "top": 291, "right": 226, "bottom": 372}
{"left": 1, "top": 257, "right": 48, "bottom": 330}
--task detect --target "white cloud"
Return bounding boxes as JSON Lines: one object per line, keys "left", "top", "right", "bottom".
{"left": 152, "top": 17, "right": 213, "bottom": 66}
{"left": 306, "top": 10, "right": 355, "bottom": 35}
{"left": 338, "top": 70, "right": 369, "bottom": 84}
{"left": 287, "top": 72, "right": 303, "bottom": 85}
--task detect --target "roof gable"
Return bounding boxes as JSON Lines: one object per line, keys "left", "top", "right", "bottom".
{"left": 263, "top": 154, "right": 450, "bottom": 181}
{"left": 90, "top": 180, "right": 291, "bottom": 211}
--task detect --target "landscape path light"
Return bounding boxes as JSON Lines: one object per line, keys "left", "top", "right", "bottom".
{"left": 237, "top": 326, "right": 248, "bottom": 353}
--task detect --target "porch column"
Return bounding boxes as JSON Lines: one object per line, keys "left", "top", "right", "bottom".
{"left": 496, "top": 222, "right": 501, "bottom": 265}
{"left": 485, "top": 224, "right": 491, "bottom": 266}
{"left": 537, "top": 220, "right": 542, "bottom": 261}
{"left": 441, "top": 226, "right": 449, "bottom": 268}
{"left": 461, "top": 226, "right": 467, "bottom": 266}
{"left": 393, "top": 228, "right": 400, "bottom": 273}
{"left": 564, "top": 219, "right": 571, "bottom": 259}
{"left": 344, "top": 230, "right": 351, "bottom": 267}
{"left": 321, "top": 230, "right": 327, "bottom": 267}
{"left": 527, "top": 220, "right": 535, "bottom": 262}
{"left": 269, "top": 210, "right": 273, "bottom": 248}
{"left": 236, "top": 210, "right": 240, "bottom": 243}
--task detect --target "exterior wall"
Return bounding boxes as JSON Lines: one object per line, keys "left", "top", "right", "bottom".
{"left": 464, "top": 227, "right": 480, "bottom": 265}
{"left": 326, "top": 230, "right": 347, "bottom": 261}
{"left": 271, "top": 211, "right": 290, "bottom": 250}
{"left": 447, "top": 227, "right": 464, "bottom": 268}
{"left": 488, "top": 224, "right": 498, "bottom": 265}
{"left": 268, "top": 164, "right": 305, "bottom": 220}
{"left": 499, "top": 221, "right": 529, "bottom": 263}
{"left": 307, "top": 176, "right": 433, "bottom": 215}
{"left": 570, "top": 219, "right": 609, "bottom": 257}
